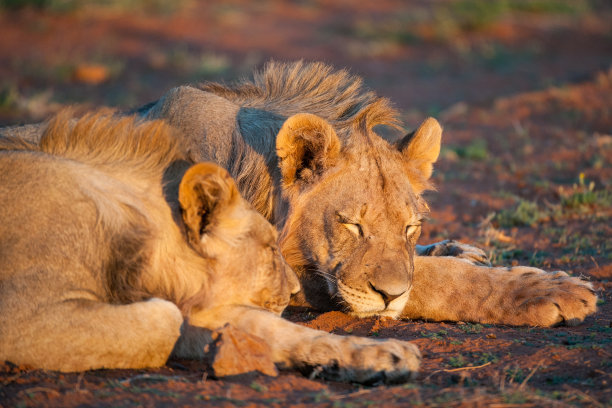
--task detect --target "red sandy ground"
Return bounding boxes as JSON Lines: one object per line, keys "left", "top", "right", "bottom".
{"left": 0, "top": 1, "right": 610, "bottom": 406}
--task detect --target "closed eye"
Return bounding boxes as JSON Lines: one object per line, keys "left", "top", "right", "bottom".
{"left": 336, "top": 211, "right": 363, "bottom": 237}
{"left": 342, "top": 222, "right": 363, "bottom": 237}
{"left": 405, "top": 224, "right": 420, "bottom": 238}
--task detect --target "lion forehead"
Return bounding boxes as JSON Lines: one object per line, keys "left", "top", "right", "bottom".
{"left": 325, "top": 158, "right": 422, "bottom": 224}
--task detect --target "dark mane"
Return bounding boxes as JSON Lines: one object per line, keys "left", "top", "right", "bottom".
{"left": 199, "top": 60, "right": 402, "bottom": 136}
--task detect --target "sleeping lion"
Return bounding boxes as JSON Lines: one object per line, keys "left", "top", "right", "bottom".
{"left": 0, "top": 61, "right": 597, "bottom": 327}
{"left": 137, "top": 61, "right": 597, "bottom": 326}
{"left": 0, "top": 112, "right": 420, "bottom": 383}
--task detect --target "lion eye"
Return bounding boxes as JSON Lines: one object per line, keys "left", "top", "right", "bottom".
{"left": 342, "top": 223, "right": 363, "bottom": 237}
{"left": 405, "top": 225, "right": 419, "bottom": 238}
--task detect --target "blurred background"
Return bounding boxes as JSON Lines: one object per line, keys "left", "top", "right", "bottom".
{"left": 1, "top": 3, "right": 611, "bottom": 404}
{"left": 0, "top": 0, "right": 610, "bottom": 271}
{"left": 0, "top": 0, "right": 610, "bottom": 125}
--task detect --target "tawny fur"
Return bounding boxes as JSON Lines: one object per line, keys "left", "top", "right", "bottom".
{"left": 141, "top": 61, "right": 597, "bottom": 326}
{"left": 0, "top": 111, "right": 422, "bottom": 383}
{"left": 0, "top": 61, "right": 598, "bottom": 328}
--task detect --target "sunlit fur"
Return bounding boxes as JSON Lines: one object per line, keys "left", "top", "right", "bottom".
{"left": 137, "top": 61, "right": 437, "bottom": 317}
{"left": 0, "top": 111, "right": 423, "bottom": 384}
{"left": 6, "top": 61, "right": 596, "bottom": 327}
{"left": 139, "top": 60, "right": 597, "bottom": 326}
{"left": 0, "top": 112, "right": 297, "bottom": 371}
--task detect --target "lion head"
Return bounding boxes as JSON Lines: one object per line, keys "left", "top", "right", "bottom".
{"left": 0, "top": 110, "right": 300, "bottom": 318}
{"left": 277, "top": 114, "right": 441, "bottom": 318}
{"left": 133, "top": 60, "right": 443, "bottom": 319}
{"left": 177, "top": 162, "right": 300, "bottom": 315}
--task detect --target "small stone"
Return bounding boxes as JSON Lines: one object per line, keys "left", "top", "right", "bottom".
{"left": 207, "top": 323, "right": 278, "bottom": 377}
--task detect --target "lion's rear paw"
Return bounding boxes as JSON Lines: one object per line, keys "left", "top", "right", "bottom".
{"left": 417, "top": 240, "right": 490, "bottom": 266}
{"left": 511, "top": 268, "right": 598, "bottom": 326}
{"left": 308, "top": 338, "right": 421, "bottom": 385}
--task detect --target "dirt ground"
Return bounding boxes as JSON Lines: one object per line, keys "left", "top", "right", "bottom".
{"left": 0, "top": 1, "right": 610, "bottom": 406}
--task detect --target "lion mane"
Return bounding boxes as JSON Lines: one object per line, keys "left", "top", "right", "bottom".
{"left": 0, "top": 111, "right": 421, "bottom": 383}
{"left": 140, "top": 60, "right": 597, "bottom": 327}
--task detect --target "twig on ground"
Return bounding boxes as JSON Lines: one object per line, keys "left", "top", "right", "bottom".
{"left": 2, "top": 372, "right": 23, "bottom": 386}
{"left": 120, "top": 373, "right": 188, "bottom": 386}
{"left": 18, "top": 387, "right": 61, "bottom": 398}
{"left": 444, "top": 361, "right": 492, "bottom": 372}
{"left": 329, "top": 388, "right": 373, "bottom": 401}
{"left": 518, "top": 360, "right": 543, "bottom": 391}
{"left": 563, "top": 385, "right": 604, "bottom": 408}
{"left": 74, "top": 371, "right": 86, "bottom": 393}
{"left": 424, "top": 361, "right": 492, "bottom": 381}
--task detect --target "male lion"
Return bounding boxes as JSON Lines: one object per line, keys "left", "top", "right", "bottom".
{"left": 136, "top": 61, "right": 597, "bottom": 326}
{"left": 0, "top": 112, "right": 421, "bottom": 383}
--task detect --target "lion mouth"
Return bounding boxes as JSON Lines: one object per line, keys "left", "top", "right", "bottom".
{"left": 337, "top": 280, "right": 409, "bottom": 319}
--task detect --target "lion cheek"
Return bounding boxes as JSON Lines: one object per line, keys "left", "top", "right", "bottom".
{"left": 336, "top": 279, "right": 386, "bottom": 316}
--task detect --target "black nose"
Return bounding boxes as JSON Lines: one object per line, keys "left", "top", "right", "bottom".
{"left": 369, "top": 283, "right": 405, "bottom": 307}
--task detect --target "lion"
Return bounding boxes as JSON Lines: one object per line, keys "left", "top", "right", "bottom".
{"left": 0, "top": 111, "right": 421, "bottom": 383}
{"left": 135, "top": 60, "right": 597, "bottom": 326}
{"left": 0, "top": 61, "right": 597, "bottom": 327}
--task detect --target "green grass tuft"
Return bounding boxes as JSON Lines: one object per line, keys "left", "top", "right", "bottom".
{"left": 495, "top": 199, "right": 548, "bottom": 227}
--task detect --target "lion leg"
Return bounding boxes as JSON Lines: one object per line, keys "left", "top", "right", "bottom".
{"left": 416, "top": 240, "right": 491, "bottom": 266}
{"left": 402, "top": 256, "right": 597, "bottom": 326}
{"left": 189, "top": 305, "right": 421, "bottom": 384}
{"left": 3, "top": 298, "right": 183, "bottom": 372}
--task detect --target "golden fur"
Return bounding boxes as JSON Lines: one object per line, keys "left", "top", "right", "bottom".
{"left": 140, "top": 60, "right": 597, "bottom": 326}
{"left": 0, "top": 112, "right": 421, "bottom": 383}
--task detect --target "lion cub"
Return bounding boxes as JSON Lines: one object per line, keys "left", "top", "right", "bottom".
{"left": 0, "top": 112, "right": 420, "bottom": 384}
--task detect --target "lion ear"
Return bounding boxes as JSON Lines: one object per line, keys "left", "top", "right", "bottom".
{"left": 395, "top": 117, "right": 442, "bottom": 180}
{"left": 178, "top": 162, "right": 239, "bottom": 246}
{"left": 276, "top": 113, "right": 341, "bottom": 188}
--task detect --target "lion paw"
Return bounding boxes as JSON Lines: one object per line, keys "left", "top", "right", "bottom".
{"left": 508, "top": 267, "right": 598, "bottom": 327}
{"left": 417, "top": 240, "right": 491, "bottom": 266}
{"left": 307, "top": 337, "right": 421, "bottom": 385}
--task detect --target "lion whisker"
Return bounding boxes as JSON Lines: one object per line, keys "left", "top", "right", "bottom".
{"left": 314, "top": 268, "right": 337, "bottom": 282}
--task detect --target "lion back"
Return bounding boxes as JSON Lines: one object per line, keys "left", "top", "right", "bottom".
{"left": 0, "top": 112, "right": 184, "bottom": 306}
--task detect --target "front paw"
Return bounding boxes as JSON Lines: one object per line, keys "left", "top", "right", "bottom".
{"left": 307, "top": 337, "right": 421, "bottom": 385}
{"left": 417, "top": 240, "right": 491, "bottom": 266}
{"left": 508, "top": 268, "right": 597, "bottom": 326}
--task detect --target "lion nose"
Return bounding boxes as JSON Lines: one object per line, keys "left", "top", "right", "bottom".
{"left": 368, "top": 282, "right": 405, "bottom": 307}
